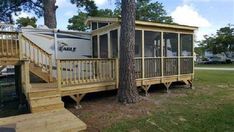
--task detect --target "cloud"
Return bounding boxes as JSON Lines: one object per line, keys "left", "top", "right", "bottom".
{"left": 171, "top": 4, "right": 211, "bottom": 27}
{"left": 93, "top": 0, "right": 109, "bottom": 6}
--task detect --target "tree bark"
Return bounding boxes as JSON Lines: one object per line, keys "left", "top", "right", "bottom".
{"left": 118, "top": 0, "right": 140, "bottom": 103}
{"left": 42, "top": 0, "right": 57, "bottom": 28}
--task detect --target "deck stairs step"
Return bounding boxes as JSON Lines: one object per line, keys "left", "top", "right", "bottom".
{"left": 29, "top": 84, "right": 64, "bottom": 113}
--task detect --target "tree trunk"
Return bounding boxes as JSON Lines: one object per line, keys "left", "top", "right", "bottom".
{"left": 42, "top": 0, "right": 57, "bottom": 28}
{"left": 118, "top": 0, "right": 140, "bottom": 103}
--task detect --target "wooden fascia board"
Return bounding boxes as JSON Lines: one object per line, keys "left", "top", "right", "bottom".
{"left": 91, "top": 22, "right": 120, "bottom": 36}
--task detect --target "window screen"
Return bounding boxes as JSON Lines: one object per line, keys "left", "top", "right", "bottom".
{"left": 135, "top": 30, "right": 142, "bottom": 57}
{"left": 144, "top": 31, "right": 161, "bottom": 57}
{"left": 100, "top": 34, "right": 108, "bottom": 58}
{"left": 92, "top": 36, "right": 98, "bottom": 58}
{"left": 163, "top": 33, "right": 178, "bottom": 57}
{"left": 180, "top": 34, "right": 193, "bottom": 56}
{"left": 110, "top": 30, "right": 118, "bottom": 58}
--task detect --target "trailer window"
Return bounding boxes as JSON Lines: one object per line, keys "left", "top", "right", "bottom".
{"left": 180, "top": 34, "right": 193, "bottom": 56}
{"left": 92, "top": 36, "right": 98, "bottom": 58}
{"left": 100, "top": 34, "right": 108, "bottom": 58}
{"left": 163, "top": 33, "right": 178, "bottom": 57}
{"left": 110, "top": 30, "right": 118, "bottom": 58}
{"left": 135, "top": 30, "right": 142, "bottom": 57}
{"left": 144, "top": 31, "right": 161, "bottom": 57}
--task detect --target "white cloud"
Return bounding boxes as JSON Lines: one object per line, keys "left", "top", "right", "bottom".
{"left": 171, "top": 4, "right": 211, "bottom": 27}
{"left": 171, "top": 4, "right": 213, "bottom": 41}
{"left": 93, "top": 0, "right": 109, "bottom": 6}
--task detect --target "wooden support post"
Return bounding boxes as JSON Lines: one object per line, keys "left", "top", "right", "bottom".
{"left": 164, "top": 82, "right": 172, "bottom": 93}
{"left": 188, "top": 80, "right": 193, "bottom": 89}
{"left": 115, "top": 58, "right": 119, "bottom": 88}
{"left": 49, "top": 55, "right": 53, "bottom": 82}
{"left": 161, "top": 32, "right": 164, "bottom": 83}
{"left": 142, "top": 30, "right": 145, "bottom": 83}
{"left": 18, "top": 33, "right": 23, "bottom": 59}
{"left": 178, "top": 33, "right": 181, "bottom": 81}
{"left": 70, "top": 94, "right": 86, "bottom": 109}
{"left": 57, "top": 60, "right": 62, "bottom": 90}
{"left": 141, "top": 85, "right": 151, "bottom": 96}
{"left": 23, "top": 60, "right": 30, "bottom": 94}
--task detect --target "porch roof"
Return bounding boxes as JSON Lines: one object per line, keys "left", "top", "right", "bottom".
{"left": 85, "top": 17, "right": 198, "bottom": 31}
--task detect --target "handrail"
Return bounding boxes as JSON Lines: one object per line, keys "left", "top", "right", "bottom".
{"left": 57, "top": 58, "right": 118, "bottom": 88}
{"left": 20, "top": 34, "right": 53, "bottom": 82}
{"left": 21, "top": 35, "right": 52, "bottom": 57}
{"left": 0, "top": 31, "right": 19, "bottom": 58}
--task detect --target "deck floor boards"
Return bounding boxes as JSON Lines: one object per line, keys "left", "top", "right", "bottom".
{"left": 0, "top": 109, "right": 87, "bottom": 132}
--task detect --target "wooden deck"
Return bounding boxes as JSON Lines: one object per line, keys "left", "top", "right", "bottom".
{"left": 0, "top": 109, "right": 87, "bottom": 132}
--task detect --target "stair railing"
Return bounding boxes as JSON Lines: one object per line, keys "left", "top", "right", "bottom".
{"left": 0, "top": 31, "right": 19, "bottom": 58}
{"left": 20, "top": 34, "right": 53, "bottom": 82}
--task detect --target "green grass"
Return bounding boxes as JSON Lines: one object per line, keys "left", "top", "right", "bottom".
{"left": 104, "top": 70, "right": 234, "bottom": 132}
{"left": 195, "top": 63, "right": 234, "bottom": 68}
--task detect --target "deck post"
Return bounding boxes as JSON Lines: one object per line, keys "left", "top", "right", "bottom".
{"left": 22, "top": 60, "right": 30, "bottom": 94}
{"left": 161, "top": 32, "right": 164, "bottom": 83}
{"left": 164, "top": 82, "right": 172, "bottom": 93}
{"left": 97, "top": 35, "right": 100, "bottom": 58}
{"left": 115, "top": 58, "right": 119, "bottom": 88}
{"left": 70, "top": 94, "right": 86, "bottom": 109}
{"left": 49, "top": 55, "right": 53, "bottom": 82}
{"left": 57, "top": 60, "right": 62, "bottom": 90}
{"left": 142, "top": 30, "right": 145, "bottom": 84}
{"left": 141, "top": 85, "right": 151, "bottom": 96}
{"left": 178, "top": 33, "right": 181, "bottom": 81}
{"left": 18, "top": 33, "right": 23, "bottom": 59}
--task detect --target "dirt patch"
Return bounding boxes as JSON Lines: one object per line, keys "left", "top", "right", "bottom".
{"left": 68, "top": 95, "right": 156, "bottom": 131}
{"left": 66, "top": 85, "right": 189, "bottom": 131}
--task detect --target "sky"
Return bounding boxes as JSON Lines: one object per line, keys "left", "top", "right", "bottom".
{"left": 13, "top": 0, "right": 234, "bottom": 41}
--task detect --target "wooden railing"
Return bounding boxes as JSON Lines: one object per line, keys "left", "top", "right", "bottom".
{"left": 144, "top": 58, "right": 161, "bottom": 78}
{"left": 164, "top": 57, "right": 178, "bottom": 76}
{"left": 21, "top": 35, "right": 53, "bottom": 80}
{"left": 57, "top": 58, "right": 117, "bottom": 87}
{"left": 134, "top": 58, "right": 142, "bottom": 79}
{"left": 0, "top": 31, "right": 19, "bottom": 58}
{"left": 180, "top": 57, "right": 193, "bottom": 74}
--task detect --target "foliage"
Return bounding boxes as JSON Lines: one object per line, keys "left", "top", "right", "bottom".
{"left": 67, "top": 12, "right": 88, "bottom": 31}
{"left": 115, "top": 0, "right": 173, "bottom": 23}
{"left": 199, "top": 24, "right": 234, "bottom": 54}
{"left": 70, "top": 0, "right": 98, "bottom": 16}
{"left": 68, "top": 0, "right": 173, "bottom": 31}
{"left": 16, "top": 17, "right": 37, "bottom": 28}
{"left": 0, "top": 0, "right": 43, "bottom": 23}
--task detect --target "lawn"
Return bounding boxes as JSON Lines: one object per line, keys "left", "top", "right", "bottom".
{"left": 102, "top": 70, "right": 234, "bottom": 132}
{"left": 195, "top": 63, "right": 234, "bottom": 68}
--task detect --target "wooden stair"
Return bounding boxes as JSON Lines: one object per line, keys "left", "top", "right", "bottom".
{"left": 29, "top": 84, "right": 64, "bottom": 113}
{"left": 29, "top": 63, "right": 53, "bottom": 83}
